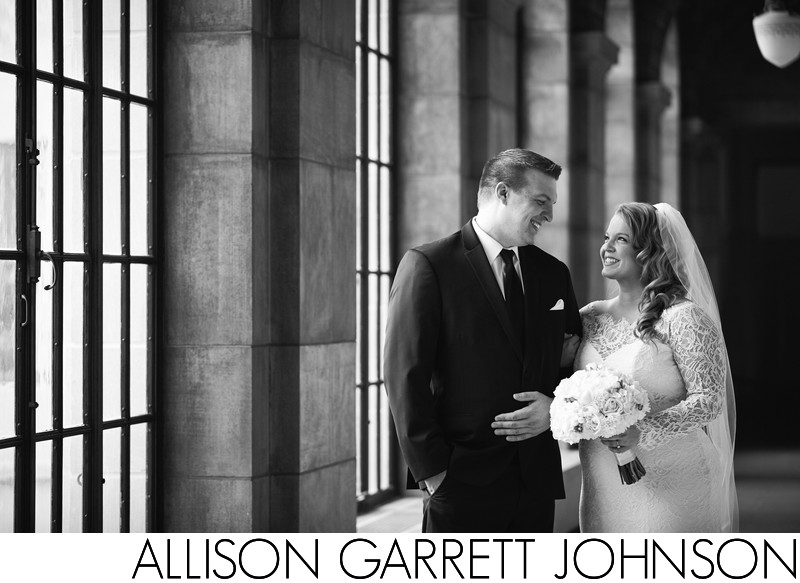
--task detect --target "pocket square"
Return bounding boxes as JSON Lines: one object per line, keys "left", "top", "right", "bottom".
{"left": 549, "top": 299, "right": 564, "bottom": 311}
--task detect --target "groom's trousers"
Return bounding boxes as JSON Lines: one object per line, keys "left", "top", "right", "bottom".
{"left": 421, "top": 454, "right": 555, "bottom": 533}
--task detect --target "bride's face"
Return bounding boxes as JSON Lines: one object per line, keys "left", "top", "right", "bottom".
{"left": 600, "top": 214, "right": 643, "bottom": 283}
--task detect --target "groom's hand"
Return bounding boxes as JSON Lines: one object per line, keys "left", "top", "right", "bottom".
{"left": 491, "top": 392, "right": 553, "bottom": 442}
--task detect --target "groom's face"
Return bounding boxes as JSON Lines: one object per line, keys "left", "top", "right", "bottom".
{"left": 499, "top": 169, "right": 557, "bottom": 247}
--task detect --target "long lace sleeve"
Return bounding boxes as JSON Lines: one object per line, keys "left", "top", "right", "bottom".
{"left": 637, "top": 303, "right": 727, "bottom": 450}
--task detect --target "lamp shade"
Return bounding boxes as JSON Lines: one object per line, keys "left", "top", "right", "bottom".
{"left": 753, "top": 10, "right": 800, "bottom": 67}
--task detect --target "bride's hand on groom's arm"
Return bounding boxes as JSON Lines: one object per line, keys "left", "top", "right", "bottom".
{"left": 491, "top": 392, "right": 553, "bottom": 442}
{"left": 600, "top": 425, "right": 641, "bottom": 453}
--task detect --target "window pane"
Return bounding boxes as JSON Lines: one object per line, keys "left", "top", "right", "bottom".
{"left": 0, "top": 261, "right": 14, "bottom": 439}
{"left": 355, "top": 0, "right": 362, "bottom": 43}
{"left": 63, "top": 88, "right": 85, "bottom": 253}
{"left": 63, "top": 0, "right": 84, "bottom": 80}
{"left": 102, "top": 0, "right": 121, "bottom": 90}
{"left": 354, "top": 387, "right": 361, "bottom": 494}
{"left": 37, "top": 81, "right": 54, "bottom": 252}
{"left": 0, "top": 73, "right": 15, "bottom": 250}
{"left": 367, "top": 383, "right": 378, "bottom": 495}
{"left": 130, "top": 264, "right": 148, "bottom": 417}
{"left": 368, "top": 0, "right": 378, "bottom": 50}
{"left": 0, "top": 447, "right": 13, "bottom": 531}
{"left": 367, "top": 52, "right": 378, "bottom": 161}
{"left": 35, "top": 441, "right": 52, "bottom": 532}
{"left": 355, "top": 159, "right": 361, "bottom": 265}
{"left": 102, "top": 428, "right": 121, "bottom": 532}
{"left": 380, "top": 0, "right": 391, "bottom": 55}
{"left": 130, "top": 0, "right": 149, "bottom": 97}
{"left": 380, "top": 382, "right": 390, "bottom": 490}
{"left": 130, "top": 422, "right": 147, "bottom": 532}
{"left": 379, "top": 275, "right": 390, "bottom": 377}
{"left": 368, "top": 274, "right": 378, "bottom": 382}
{"left": 355, "top": 272, "right": 361, "bottom": 385}
{"left": 36, "top": 278, "right": 54, "bottom": 432}
{"left": 62, "top": 435, "right": 83, "bottom": 532}
{"left": 103, "top": 98, "right": 121, "bottom": 254}
{"left": 380, "top": 166, "right": 390, "bottom": 271}
{"left": 37, "top": 0, "right": 53, "bottom": 73}
{"left": 63, "top": 262, "right": 84, "bottom": 428}
{"left": 130, "top": 104, "right": 149, "bottom": 256}
{"left": 380, "top": 58, "right": 391, "bottom": 164}
{"left": 0, "top": 0, "right": 15, "bottom": 64}
{"left": 355, "top": 46, "right": 361, "bottom": 157}
{"left": 367, "top": 163, "right": 378, "bottom": 271}
{"left": 103, "top": 263, "right": 121, "bottom": 421}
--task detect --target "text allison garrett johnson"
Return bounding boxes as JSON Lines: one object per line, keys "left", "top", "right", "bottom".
{"left": 131, "top": 537, "right": 798, "bottom": 580}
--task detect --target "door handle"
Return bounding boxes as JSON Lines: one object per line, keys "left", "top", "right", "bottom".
{"left": 21, "top": 294, "right": 28, "bottom": 327}
{"left": 41, "top": 251, "right": 57, "bottom": 291}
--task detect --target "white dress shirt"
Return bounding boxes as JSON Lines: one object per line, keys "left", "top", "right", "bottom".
{"left": 472, "top": 217, "right": 525, "bottom": 297}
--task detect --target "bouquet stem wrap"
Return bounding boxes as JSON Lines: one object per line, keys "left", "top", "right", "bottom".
{"left": 613, "top": 449, "right": 647, "bottom": 485}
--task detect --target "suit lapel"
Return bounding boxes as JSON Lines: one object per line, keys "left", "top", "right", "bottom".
{"left": 462, "top": 222, "right": 524, "bottom": 362}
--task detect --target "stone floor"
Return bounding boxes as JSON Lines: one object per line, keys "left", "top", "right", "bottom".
{"left": 357, "top": 449, "right": 800, "bottom": 533}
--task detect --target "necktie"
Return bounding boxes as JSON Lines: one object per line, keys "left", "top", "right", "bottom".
{"left": 499, "top": 249, "right": 525, "bottom": 348}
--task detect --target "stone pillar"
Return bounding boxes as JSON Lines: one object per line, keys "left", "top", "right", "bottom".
{"left": 569, "top": 32, "right": 619, "bottom": 306}
{"left": 660, "top": 22, "right": 680, "bottom": 208}
{"left": 161, "top": 0, "right": 356, "bottom": 532}
{"left": 635, "top": 82, "right": 671, "bottom": 203}
{"left": 605, "top": 0, "right": 635, "bottom": 218}
{"left": 267, "top": 0, "right": 356, "bottom": 532}
{"left": 520, "top": 0, "right": 570, "bottom": 261}
{"left": 397, "top": 0, "right": 469, "bottom": 252}
{"left": 465, "top": 0, "right": 524, "bottom": 217}
{"left": 161, "top": 0, "right": 271, "bottom": 533}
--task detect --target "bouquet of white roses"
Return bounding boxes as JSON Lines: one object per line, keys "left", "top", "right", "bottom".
{"left": 550, "top": 363, "right": 651, "bottom": 485}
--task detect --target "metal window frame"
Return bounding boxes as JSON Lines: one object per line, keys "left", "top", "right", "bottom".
{"left": 0, "top": 0, "right": 157, "bottom": 533}
{"left": 355, "top": 0, "right": 401, "bottom": 513}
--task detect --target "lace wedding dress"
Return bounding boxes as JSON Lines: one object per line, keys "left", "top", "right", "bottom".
{"left": 575, "top": 300, "right": 728, "bottom": 532}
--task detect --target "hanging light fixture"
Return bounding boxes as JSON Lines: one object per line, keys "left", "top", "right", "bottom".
{"left": 753, "top": 0, "right": 800, "bottom": 67}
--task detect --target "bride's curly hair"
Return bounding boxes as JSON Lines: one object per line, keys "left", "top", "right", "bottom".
{"left": 615, "top": 202, "right": 687, "bottom": 343}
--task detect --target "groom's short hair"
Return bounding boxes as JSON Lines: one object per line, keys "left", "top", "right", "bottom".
{"left": 477, "top": 148, "right": 562, "bottom": 205}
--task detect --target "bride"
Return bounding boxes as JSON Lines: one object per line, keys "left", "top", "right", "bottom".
{"left": 573, "top": 202, "right": 738, "bottom": 532}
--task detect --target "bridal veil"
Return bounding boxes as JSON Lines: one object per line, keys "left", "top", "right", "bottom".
{"left": 654, "top": 202, "right": 739, "bottom": 532}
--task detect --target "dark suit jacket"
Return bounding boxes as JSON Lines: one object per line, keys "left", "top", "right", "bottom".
{"left": 384, "top": 220, "right": 581, "bottom": 499}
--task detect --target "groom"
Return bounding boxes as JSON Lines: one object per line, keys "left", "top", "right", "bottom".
{"left": 384, "top": 148, "right": 581, "bottom": 532}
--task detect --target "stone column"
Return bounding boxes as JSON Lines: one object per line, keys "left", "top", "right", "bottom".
{"left": 569, "top": 32, "right": 619, "bottom": 306}
{"left": 267, "top": 0, "right": 356, "bottom": 532}
{"left": 465, "top": 0, "right": 524, "bottom": 216}
{"left": 660, "top": 22, "right": 680, "bottom": 208}
{"left": 605, "top": 0, "right": 635, "bottom": 218}
{"left": 636, "top": 82, "right": 671, "bottom": 204}
{"left": 397, "top": 0, "right": 468, "bottom": 252}
{"left": 161, "top": 0, "right": 356, "bottom": 532}
{"left": 520, "top": 0, "right": 570, "bottom": 261}
{"left": 161, "top": 0, "right": 271, "bottom": 533}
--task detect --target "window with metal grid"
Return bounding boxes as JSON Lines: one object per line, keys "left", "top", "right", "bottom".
{"left": 355, "top": 0, "right": 399, "bottom": 511}
{"left": 0, "top": 0, "right": 156, "bottom": 532}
